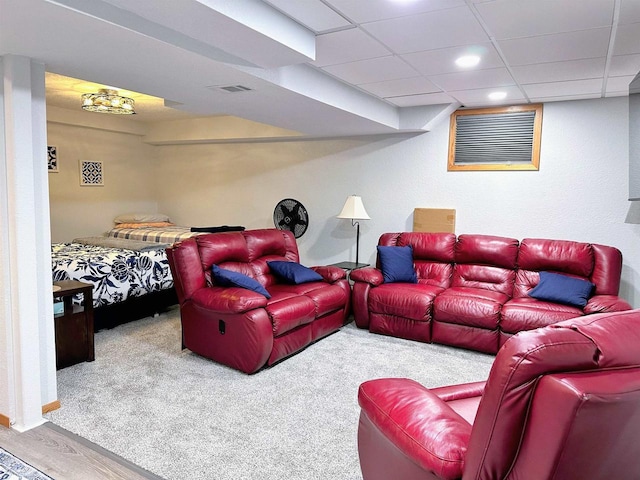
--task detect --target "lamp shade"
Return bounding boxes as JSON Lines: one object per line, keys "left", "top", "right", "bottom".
{"left": 337, "top": 195, "right": 370, "bottom": 220}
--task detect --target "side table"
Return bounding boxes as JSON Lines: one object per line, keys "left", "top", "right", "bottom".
{"left": 53, "top": 280, "right": 95, "bottom": 370}
{"left": 329, "top": 261, "right": 370, "bottom": 272}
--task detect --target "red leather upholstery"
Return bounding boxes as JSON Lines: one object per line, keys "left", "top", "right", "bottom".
{"left": 166, "top": 229, "right": 350, "bottom": 373}
{"left": 358, "top": 309, "right": 640, "bottom": 480}
{"left": 351, "top": 233, "right": 631, "bottom": 353}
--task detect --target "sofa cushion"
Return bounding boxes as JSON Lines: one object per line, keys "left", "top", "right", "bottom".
{"left": 212, "top": 265, "right": 271, "bottom": 298}
{"left": 268, "top": 261, "right": 323, "bottom": 284}
{"left": 369, "top": 283, "right": 443, "bottom": 321}
{"left": 266, "top": 296, "right": 316, "bottom": 336}
{"left": 378, "top": 246, "right": 418, "bottom": 283}
{"left": 528, "top": 272, "right": 594, "bottom": 308}
{"left": 501, "top": 297, "right": 584, "bottom": 334}
{"left": 434, "top": 287, "right": 509, "bottom": 329}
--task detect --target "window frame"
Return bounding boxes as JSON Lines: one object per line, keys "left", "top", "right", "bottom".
{"left": 447, "top": 104, "right": 543, "bottom": 171}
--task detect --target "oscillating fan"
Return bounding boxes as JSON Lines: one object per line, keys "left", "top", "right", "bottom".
{"left": 273, "top": 198, "right": 309, "bottom": 238}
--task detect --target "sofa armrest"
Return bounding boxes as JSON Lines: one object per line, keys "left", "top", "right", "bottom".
{"left": 191, "top": 287, "right": 268, "bottom": 314}
{"left": 311, "top": 265, "right": 347, "bottom": 283}
{"left": 430, "top": 381, "right": 486, "bottom": 402}
{"left": 350, "top": 267, "right": 384, "bottom": 286}
{"left": 584, "top": 294, "right": 632, "bottom": 314}
{"left": 358, "top": 378, "right": 471, "bottom": 480}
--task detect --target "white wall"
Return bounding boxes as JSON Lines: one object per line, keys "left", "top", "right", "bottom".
{"left": 153, "top": 97, "right": 640, "bottom": 307}
{"left": 47, "top": 122, "right": 158, "bottom": 242}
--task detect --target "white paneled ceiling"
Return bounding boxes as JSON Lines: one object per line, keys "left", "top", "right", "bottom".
{"left": 2, "top": 0, "right": 639, "bottom": 136}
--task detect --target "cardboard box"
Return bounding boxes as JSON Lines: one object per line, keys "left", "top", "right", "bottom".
{"left": 413, "top": 208, "right": 456, "bottom": 233}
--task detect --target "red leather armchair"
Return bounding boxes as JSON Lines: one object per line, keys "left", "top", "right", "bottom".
{"left": 357, "top": 309, "right": 640, "bottom": 480}
{"left": 166, "top": 229, "right": 350, "bottom": 373}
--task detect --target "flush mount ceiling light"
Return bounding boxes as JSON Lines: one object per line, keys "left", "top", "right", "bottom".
{"left": 81, "top": 88, "right": 135, "bottom": 114}
{"left": 455, "top": 55, "right": 481, "bottom": 68}
{"left": 488, "top": 91, "right": 507, "bottom": 101}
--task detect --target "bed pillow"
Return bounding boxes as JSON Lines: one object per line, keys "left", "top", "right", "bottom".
{"left": 114, "top": 222, "right": 175, "bottom": 229}
{"left": 114, "top": 213, "right": 170, "bottom": 224}
{"left": 528, "top": 271, "right": 594, "bottom": 308}
{"left": 377, "top": 245, "right": 417, "bottom": 284}
{"left": 268, "top": 261, "right": 323, "bottom": 284}
{"left": 212, "top": 265, "right": 271, "bottom": 298}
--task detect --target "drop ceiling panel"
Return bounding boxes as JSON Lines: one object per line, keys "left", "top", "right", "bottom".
{"left": 475, "top": 0, "right": 615, "bottom": 40}
{"left": 359, "top": 77, "right": 440, "bottom": 97}
{"left": 523, "top": 79, "right": 604, "bottom": 98}
{"left": 606, "top": 75, "right": 635, "bottom": 94}
{"left": 322, "top": 56, "right": 419, "bottom": 85}
{"left": 361, "top": 6, "right": 489, "bottom": 54}
{"left": 512, "top": 58, "right": 606, "bottom": 84}
{"left": 499, "top": 28, "right": 612, "bottom": 66}
{"left": 313, "top": 28, "right": 391, "bottom": 67}
{"left": 609, "top": 54, "right": 640, "bottom": 77}
{"left": 529, "top": 93, "right": 601, "bottom": 103}
{"left": 402, "top": 43, "right": 505, "bottom": 76}
{"left": 387, "top": 92, "right": 456, "bottom": 107}
{"left": 612, "top": 23, "right": 640, "bottom": 56}
{"left": 450, "top": 85, "right": 525, "bottom": 106}
{"left": 263, "top": 0, "right": 350, "bottom": 33}
{"left": 620, "top": 0, "right": 640, "bottom": 24}
{"left": 323, "top": 0, "right": 466, "bottom": 24}
{"left": 429, "top": 67, "right": 515, "bottom": 91}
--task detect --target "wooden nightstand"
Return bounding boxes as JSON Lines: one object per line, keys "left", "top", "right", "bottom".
{"left": 53, "top": 280, "right": 95, "bottom": 370}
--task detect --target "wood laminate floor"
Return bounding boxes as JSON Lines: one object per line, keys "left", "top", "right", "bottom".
{"left": 0, "top": 422, "right": 163, "bottom": 480}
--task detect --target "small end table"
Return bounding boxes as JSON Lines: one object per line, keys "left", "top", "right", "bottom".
{"left": 53, "top": 280, "right": 95, "bottom": 370}
{"left": 329, "top": 261, "right": 370, "bottom": 272}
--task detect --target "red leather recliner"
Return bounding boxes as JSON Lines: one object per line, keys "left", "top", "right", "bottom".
{"left": 166, "top": 229, "right": 350, "bottom": 373}
{"left": 357, "top": 308, "right": 640, "bottom": 480}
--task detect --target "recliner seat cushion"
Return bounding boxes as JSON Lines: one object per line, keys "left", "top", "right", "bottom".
{"left": 501, "top": 298, "right": 584, "bottom": 334}
{"left": 434, "top": 287, "right": 509, "bottom": 329}
{"left": 369, "top": 283, "right": 443, "bottom": 322}
{"left": 266, "top": 295, "right": 316, "bottom": 336}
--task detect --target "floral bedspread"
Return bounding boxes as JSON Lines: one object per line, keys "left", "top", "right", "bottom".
{"left": 51, "top": 243, "right": 174, "bottom": 308}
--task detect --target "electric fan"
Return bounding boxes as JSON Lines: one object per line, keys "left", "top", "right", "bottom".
{"left": 273, "top": 198, "right": 309, "bottom": 238}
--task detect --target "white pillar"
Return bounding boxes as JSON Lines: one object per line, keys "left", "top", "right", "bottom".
{"left": 0, "top": 54, "right": 57, "bottom": 431}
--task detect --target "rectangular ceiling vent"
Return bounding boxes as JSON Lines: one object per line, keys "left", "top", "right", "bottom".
{"left": 210, "top": 85, "right": 253, "bottom": 94}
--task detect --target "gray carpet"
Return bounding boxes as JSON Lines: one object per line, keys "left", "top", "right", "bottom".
{"left": 46, "top": 306, "right": 494, "bottom": 480}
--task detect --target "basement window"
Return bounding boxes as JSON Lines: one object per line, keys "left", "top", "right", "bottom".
{"left": 448, "top": 104, "right": 543, "bottom": 171}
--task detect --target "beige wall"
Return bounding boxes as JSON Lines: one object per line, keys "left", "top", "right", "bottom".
{"left": 47, "top": 121, "right": 157, "bottom": 242}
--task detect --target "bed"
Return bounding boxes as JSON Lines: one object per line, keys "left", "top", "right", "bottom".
{"left": 51, "top": 239, "right": 177, "bottom": 330}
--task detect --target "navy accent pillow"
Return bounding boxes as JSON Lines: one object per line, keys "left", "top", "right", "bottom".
{"left": 377, "top": 245, "right": 418, "bottom": 284}
{"left": 212, "top": 265, "right": 271, "bottom": 298}
{"left": 268, "top": 261, "right": 323, "bottom": 284}
{"left": 528, "top": 271, "right": 594, "bottom": 308}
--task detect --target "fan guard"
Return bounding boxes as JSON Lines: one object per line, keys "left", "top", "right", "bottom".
{"left": 273, "top": 198, "right": 309, "bottom": 238}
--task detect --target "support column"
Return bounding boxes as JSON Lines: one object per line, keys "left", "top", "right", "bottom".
{"left": 0, "top": 55, "right": 57, "bottom": 431}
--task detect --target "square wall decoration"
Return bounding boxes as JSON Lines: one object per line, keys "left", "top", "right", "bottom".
{"left": 47, "top": 146, "right": 58, "bottom": 172}
{"left": 80, "top": 160, "right": 104, "bottom": 186}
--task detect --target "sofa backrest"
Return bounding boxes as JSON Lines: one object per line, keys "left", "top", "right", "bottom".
{"left": 166, "top": 229, "right": 299, "bottom": 303}
{"left": 463, "top": 309, "right": 640, "bottom": 480}
{"left": 379, "top": 232, "right": 456, "bottom": 288}
{"left": 452, "top": 234, "right": 519, "bottom": 296}
{"left": 513, "top": 238, "right": 623, "bottom": 298}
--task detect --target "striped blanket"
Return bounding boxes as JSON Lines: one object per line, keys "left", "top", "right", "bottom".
{"left": 105, "top": 226, "right": 202, "bottom": 244}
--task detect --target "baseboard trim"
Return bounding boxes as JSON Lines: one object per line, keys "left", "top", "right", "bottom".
{"left": 0, "top": 413, "right": 10, "bottom": 428}
{"left": 42, "top": 400, "right": 61, "bottom": 414}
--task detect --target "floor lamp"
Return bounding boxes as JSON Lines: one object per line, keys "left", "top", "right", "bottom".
{"left": 337, "top": 195, "right": 370, "bottom": 267}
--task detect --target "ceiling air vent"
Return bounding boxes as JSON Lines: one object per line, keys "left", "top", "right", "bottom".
{"left": 214, "top": 85, "right": 253, "bottom": 93}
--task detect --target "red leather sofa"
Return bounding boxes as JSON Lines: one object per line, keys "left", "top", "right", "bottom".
{"left": 357, "top": 309, "right": 640, "bottom": 480}
{"left": 166, "top": 229, "right": 350, "bottom": 373}
{"left": 351, "top": 233, "right": 631, "bottom": 354}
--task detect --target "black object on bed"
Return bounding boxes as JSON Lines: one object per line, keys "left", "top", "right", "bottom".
{"left": 190, "top": 225, "right": 245, "bottom": 233}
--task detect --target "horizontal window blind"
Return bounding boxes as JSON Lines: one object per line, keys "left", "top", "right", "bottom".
{"left": 455, "top": 111, "right": 535, "bottom": 164}
{"left": 448, "top": 104, "right": 542, "bottom": 171}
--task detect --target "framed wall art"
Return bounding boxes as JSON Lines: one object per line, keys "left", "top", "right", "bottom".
{"left": 79, "top": 160, "right": 104, "bottom": 186}
{"left": 47, "top": 145, "right": 58, "bottom": 172}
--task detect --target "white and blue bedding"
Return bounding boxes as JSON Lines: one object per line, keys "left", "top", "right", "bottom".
{"left": 51, "top": 243, "right": 174, "bottom": 308}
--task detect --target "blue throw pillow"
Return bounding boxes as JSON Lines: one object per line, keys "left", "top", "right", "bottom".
{"left": 377, "top": 245, "right": 418, "bottom": 284}
{"left": 267, "top": 261, "right": 323, "bottom": 284}
{"left": 212, "top": 265, "right": 271, "bottom": 298}
{"left": 528, "top": 271, "right": 594, "bottom": 308}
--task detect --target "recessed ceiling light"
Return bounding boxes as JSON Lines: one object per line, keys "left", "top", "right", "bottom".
{"left": 488, "top": 91, "right": 507, "bottom": 101}
{"left": 455, "top": 55, "right": 481, "bottom": 68}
